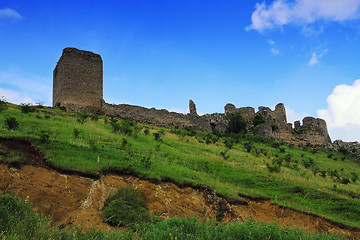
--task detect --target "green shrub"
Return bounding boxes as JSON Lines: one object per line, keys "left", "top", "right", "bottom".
{"left": 340, "top": 178, "right": 350, "bottom": 185}
{"left": 0, "top": 96, "right": 8, "bottom": 112}
{"left": 5, "top": 117, "right": 19, "bottom": 130}
{"left": 90, "top": 113, "right": 99, "bottom": 122}
{"left": 226, "top": 112, "right": 247, "bottom": 134}
{"left": 121, "top": 137, "right": 128, "bottom": 150}
{"left": 292, "top": 129, "right": 305, "bottom": 134}
{"left": 104, "top": 186, "right": 150, "bottom": 227}
{"left": 220, "top": 150, "right": 230, "bottom": 160}
{"left": 35, "top": 100, "right": 44, "bottom": 108}
{"left": 224, "top": 138, "right": 234, "bottom": 149}
{"left": 39, "top": 130, "right": 50, "bottom": 143}
{"left": 111, "top": 121, "right": 121, "bottom": 133}
{"left": 311, "top": 148, "right": 318, "bottom": 154}
{"left": 88, "top": 139, "right": 98, "bottom": 152}
{"left": 20, "top": 103, "right": 36, "bottom": 113}
{"left": 302, "top": 158, "right": 315, "bottom": 169}
{"left": 153, "top": 132, "right": 162, "bottom": 141}
{"left": 144, "top": 127, "right": 150, "bottom": 135}
{"left": 73, "top": 128, "right": 82, "bottom": 138}
{"left": 338, "top": 146, "right": 348, "bottom": 155}
{"left": 253, "top": 114, "right": 266, "bottom": 127}
{"left": 266, "top": 162, "right": 281, "bottom": 173}
{"left": 271, "top": 124, "right": 279, "bottom": 131}
{"left": 319, "top": 170, "right": 327, "bottom": 178}
{"left": 244, "top": 142, "right": 253, "bottom": 153}
{"left": 141, "top": 156, "right": 152, "bottom": 169}
{"left": 77, "top": 111, "right": 89, "bottom": 124}
{"left": 351, "top": 172, "right": 358, "bottom": 183}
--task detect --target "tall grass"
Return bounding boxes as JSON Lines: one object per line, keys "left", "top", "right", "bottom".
{"left": 0, "top": 194, "right": 347, "bottom": 240}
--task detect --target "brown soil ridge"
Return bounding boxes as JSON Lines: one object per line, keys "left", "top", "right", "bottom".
{"left": 0, "top": 137, "right": 359, "bottom": 239}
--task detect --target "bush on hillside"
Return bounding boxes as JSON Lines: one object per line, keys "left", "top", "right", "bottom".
{"left": 77, "top": 111, "right": 89, "bottom": 124}
{"left": 226, "top": 112, "right": 247, "bottom": 134}
{"left": 104, "top": 186, "right": 150, "bottom": 227}
{"left": 253, "top": 114, "right": 266, "bottom": 127}
{"left": 20, "top": 103, "right": 36, "bottom": 113}
{"left": 5, "top": 117, "right": 19, "bottom": 130}
{"left": 0, "top": 96, "right": 8, "bottom": 112}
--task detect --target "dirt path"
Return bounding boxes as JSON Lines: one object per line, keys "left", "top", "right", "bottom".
{"left": 0, "top": 137, "right": 359, "bottom": 238}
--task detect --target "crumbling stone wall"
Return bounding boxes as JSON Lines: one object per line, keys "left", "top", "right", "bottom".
{"left": 102, "top": 101, "right": 212, "bottom": 131}
{"left": 53, "top": 48, "right": 103, "bottom": 112}
{"left": 53, "top": 48, "right": 332, "bottom": 148}
{"left": 224, "top": 103, "right": 331, "bottom": 148}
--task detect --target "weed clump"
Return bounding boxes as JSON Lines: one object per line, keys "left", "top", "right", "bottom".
{"left": 38, "top": 130, "right": 50, "bottom": 143}
{"left": 73, "top": 128, "right": 82, "bottom": 138}
{"left": 141, "top": 156, "right": 152, "bottom": 169}
{"left": 77, "top": 111, "right": 89, "bottom": 124}
{"left": 111, "top": 117, "right": 134, "bottom": 135}
{"left": 5, "top": 117, "right": 19, "bottom": 130}
{"left": 0, "top": 96, "right": 8, "bottom": 112}
{"left": 20, "top": 103, "right": 36, "bottom": 114}
{"left": 143, "top": 127, "right": 150, "bottom": 135}
{"left": 244, "top": 142, "right": 253, "bottom": 153}
{"left": 104, "top": 186, "right": 150, "bottom": 227}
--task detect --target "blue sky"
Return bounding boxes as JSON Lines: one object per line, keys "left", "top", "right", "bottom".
{"left": 1, "top": 0, "right": 360, "bottom": 142}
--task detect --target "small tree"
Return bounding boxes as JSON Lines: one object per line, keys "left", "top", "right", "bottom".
{"left": 226, "top": 112, "right": 247, "bottom": 134}
{"left": 253, "top": 114, "right": 266, "bottom": 127}
{"left": 5, "top": 117, "right": 19, "bottom": 130}
{"left": 0, "top": 97, "right": 8, "bottom": 112}
{"left": 20, "top": 103, "right": 36, "bottom": 114}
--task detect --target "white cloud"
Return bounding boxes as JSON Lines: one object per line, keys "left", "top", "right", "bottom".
{"left": 268, "top": 39, "right": 275, "bottom": 45}
{"left": 267, "top": 39, "right": 280, "bottom": 55}
{"left": 0, "top": 70, "right": 51, "bottom": 105}
{"left": 285, "top": 106, "right": 309, "bottom": 125}
{"left": 308, "top": 52, "right": 318, "bottom": 65}
{"left": 0, "top": 88, "right": 35, "bottom": 104}
{"left": 247, "top": 0, "right": 360, "bottom": 32}
{"left": 317, "top": 79, "right": 360, "bottom": 142}
{"left": 270, "top": 48, "right": 280, "bottom": 55}
{"left": 308, "top": 48, "right": 328, "bottom": 66}
{"left": 0, "top": 8, "right": 23, "bottom": 20}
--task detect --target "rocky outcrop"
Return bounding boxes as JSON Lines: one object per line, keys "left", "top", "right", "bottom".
{"left": 332, "top": 140, "right": 360, "bottom": 158}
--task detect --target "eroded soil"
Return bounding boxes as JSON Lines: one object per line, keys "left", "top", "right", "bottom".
{"left": 0, "top": 137, "right": 359, "bottom": 238}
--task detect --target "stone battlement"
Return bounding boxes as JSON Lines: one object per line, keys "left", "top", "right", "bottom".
{"left": 61, "top": 48, "right": 102, "bottom": 62}
{"left": 53, "top": 47, "right": 332, "bottom": 148}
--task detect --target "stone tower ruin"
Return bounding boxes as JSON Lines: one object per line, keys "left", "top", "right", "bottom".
{"left": 53, "top": 47, "right": 103, "bottom": 112}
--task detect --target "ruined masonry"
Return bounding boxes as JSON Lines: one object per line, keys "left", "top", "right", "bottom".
{"left": 53, "top": 48, "right": 332, "bottom": 147}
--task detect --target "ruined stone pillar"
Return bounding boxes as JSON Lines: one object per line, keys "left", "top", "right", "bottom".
{"left": 189, "top": 99, "right": 198, "bottom": 116}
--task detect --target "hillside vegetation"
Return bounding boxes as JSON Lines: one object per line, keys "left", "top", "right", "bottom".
{"left": 0, "top": 102, "right": 359, "bottom": 230}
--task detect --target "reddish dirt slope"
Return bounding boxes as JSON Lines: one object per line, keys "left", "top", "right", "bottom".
{"left": 0, "top": 137, "right": 359, "bottom": 238}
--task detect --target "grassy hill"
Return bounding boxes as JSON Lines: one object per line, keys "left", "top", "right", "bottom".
{"left": 0, "top": 103, "right": 359, "bottom": 229}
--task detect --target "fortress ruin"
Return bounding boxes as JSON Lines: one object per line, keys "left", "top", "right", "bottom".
{"left": 53, "top": 47, "right": 332, "bottom": 147}
{"left": 53, "top": 48, "right": 103, "bottom": 112}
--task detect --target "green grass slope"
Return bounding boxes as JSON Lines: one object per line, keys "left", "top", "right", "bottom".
{"left": 0, "top": 103, "right": 359, "bottom": 228}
